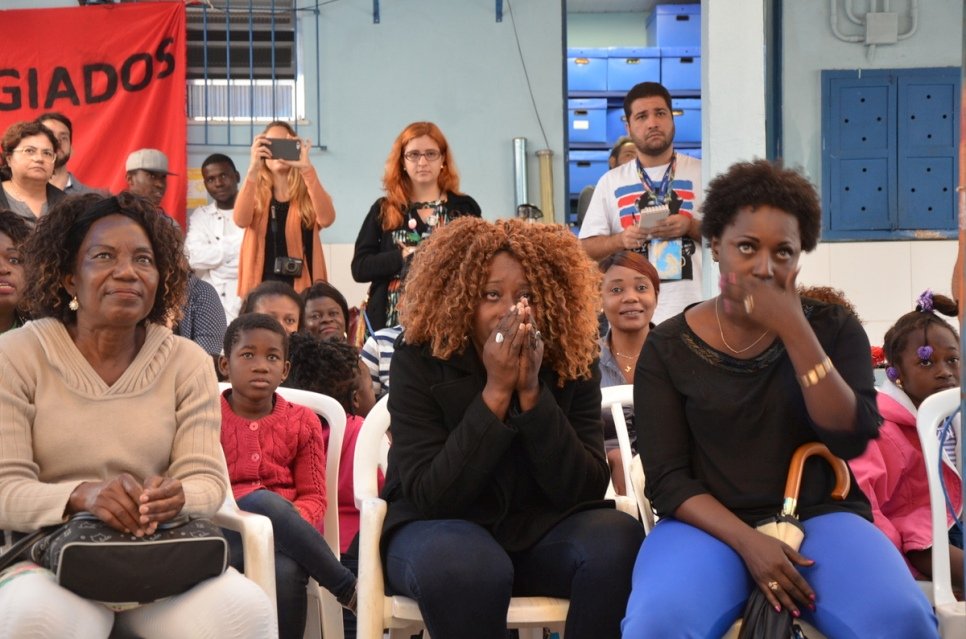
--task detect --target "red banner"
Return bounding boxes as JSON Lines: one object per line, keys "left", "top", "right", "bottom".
{"left": 0, "top": 2, "right": 187, "bottom": 224}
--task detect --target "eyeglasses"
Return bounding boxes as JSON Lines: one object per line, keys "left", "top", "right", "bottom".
{"left": 11, "top": 147, "right": 56, "bottom": 161}
{"left": 403, "top": 150, "right": 442, "bottom": 163}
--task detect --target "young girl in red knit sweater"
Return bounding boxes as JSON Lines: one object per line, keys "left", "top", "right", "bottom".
{"left": 219, "top": 313, "right": 356, "bottom": 639}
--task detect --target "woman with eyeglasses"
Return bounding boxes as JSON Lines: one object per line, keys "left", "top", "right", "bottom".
{"left": 0, "top": 121, "right": 64, "bottom": 225}
{"left": 351, "top": 122, "right": 481, "bottom": 332}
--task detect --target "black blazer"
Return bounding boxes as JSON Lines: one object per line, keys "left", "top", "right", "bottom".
{"left": 381, "top": 340, "right": 610, "bottom": 553}
{"left": 350, "top": 192, "right": 481, "bottom": 332}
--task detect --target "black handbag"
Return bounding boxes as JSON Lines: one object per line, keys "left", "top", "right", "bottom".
{"left": 4, "top": 512, "right": 228, "bottom": 605}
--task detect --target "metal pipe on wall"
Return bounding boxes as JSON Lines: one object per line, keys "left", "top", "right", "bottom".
{"left": 513, "top": 137, "right": 528, "bottom": 209}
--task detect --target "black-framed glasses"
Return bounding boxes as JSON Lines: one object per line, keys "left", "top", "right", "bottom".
{"left": 403, "top": 150, "right": 442, "bottom": 163}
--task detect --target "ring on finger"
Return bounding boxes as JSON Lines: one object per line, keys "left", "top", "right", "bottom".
{"left": 767, "top": 580, "right": 780, "bottom": 591}
{"left": 495, "top": 332, "right": 505, "bottom": 344}
{"left": 743, "top": 295, "right": 755, "bottom": 315}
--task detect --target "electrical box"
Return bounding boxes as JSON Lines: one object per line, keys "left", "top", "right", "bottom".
{"left": 865, "top": 12, "right": 898, "bottom": 45}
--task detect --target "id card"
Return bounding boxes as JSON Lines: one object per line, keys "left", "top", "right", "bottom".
{"left": 648, "top": 238, "right": 683, "bottom": 281}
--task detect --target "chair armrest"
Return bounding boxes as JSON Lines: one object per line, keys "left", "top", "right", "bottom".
{"left": 357, "top": 497, "right": 389, "bottom": 638}
{"left": 213, "top": 499, "right": 277, "bottom": 605}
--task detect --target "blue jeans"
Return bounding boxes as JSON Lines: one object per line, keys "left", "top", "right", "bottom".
{"left": 224, "top": 489, "right": 357, "bottom": 639}
{"left": 384, "top": 508, "right": 644, "bottom": 639}
{"left": 622, "top": 513, "right": 938, "bottom": 639}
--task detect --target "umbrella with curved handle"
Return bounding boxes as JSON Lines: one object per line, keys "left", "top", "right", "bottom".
{"left": 729, "top": 443, "right": 851, "bottom": 639}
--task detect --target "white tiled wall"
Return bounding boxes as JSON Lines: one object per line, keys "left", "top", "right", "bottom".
{"left": 798, "top": 240, "right": 957, "bottom": 348}
{"left": 323, "top": 243, "right": 370, "bottom": 310}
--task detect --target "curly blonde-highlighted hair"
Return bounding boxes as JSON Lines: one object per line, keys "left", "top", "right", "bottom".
{"left": 380, "top": 122, "right": 462, "bottom": 231}
{"left": 254, "top": 121, "right": 315, "bottom": 228}
{"left": 22, "top": 192, "right": 190, "bottom": 326}
{"left": 400, "top": 217, "right": 602, "bottom": 384}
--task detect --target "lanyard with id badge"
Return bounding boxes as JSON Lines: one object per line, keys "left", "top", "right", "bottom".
{"left": 636, "top": 154, "right": 684, "bottom": 281}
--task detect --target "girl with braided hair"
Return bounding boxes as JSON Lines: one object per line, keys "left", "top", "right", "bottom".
{"left": 851, "top": 290, "right": 963, "bottom": 594}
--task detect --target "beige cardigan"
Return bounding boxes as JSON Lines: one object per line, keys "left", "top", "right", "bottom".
{"left": 0, "top": 318, "right": 227, "bottom": 532}
{"left": 234, "top": 166, "right": 335, "bottom": 298}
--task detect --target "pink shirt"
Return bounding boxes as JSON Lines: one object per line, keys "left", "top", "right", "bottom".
{"left": 850, "top": 381, "right": 962, "bottom": 576}
{"left": 322, "top": 414, "right": 385, "bottom": 553}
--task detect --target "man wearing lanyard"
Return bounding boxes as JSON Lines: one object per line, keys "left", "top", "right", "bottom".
{"left": 579, "top": 81, "right": 703, "bottom": 325}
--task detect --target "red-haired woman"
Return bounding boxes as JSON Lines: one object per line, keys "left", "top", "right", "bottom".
{"left": 351, "top": 122, "right": 480, "bottom": 332}
{"left": 235, "top": 121, "right": 336, "bottom": 299}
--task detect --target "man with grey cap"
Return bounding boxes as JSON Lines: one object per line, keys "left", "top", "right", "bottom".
{"left": 125, "top": 148, "right": 175, "bottom": 209}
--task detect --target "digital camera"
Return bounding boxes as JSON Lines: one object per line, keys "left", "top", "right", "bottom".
{"left": 273, "top": 256, "right": 304, "bottom": 277}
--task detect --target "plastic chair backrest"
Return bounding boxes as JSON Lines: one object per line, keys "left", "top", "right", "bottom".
{"left": 600, "top": 384, "right": 649, "bottom": 525}
{"left": 355, "top": 395, "right": 390, "bottom": 510}
{"left": 915, "top": 387, "right": 961, "bottom": 607}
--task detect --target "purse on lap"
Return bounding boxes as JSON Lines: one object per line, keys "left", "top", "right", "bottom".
{"left": 3, "top": 512, "right": 228, "bottom": 606}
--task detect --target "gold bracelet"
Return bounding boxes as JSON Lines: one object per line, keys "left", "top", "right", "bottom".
{"left": 799, "top": 356, "right": 834, "bottom": 388}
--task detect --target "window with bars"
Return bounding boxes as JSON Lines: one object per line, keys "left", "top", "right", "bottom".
{"left": 186, "top": 0, "right": 302, "bottom": 125}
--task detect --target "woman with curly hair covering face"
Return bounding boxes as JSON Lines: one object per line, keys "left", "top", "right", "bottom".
{"left": 0, "top": 192, "right": 274, "bottom": 637}
{"left": 381, "top": 216, "right": 645, "bottom": 639}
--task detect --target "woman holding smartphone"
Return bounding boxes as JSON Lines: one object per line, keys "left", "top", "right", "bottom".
{"left": 351, "top": 121, "right": 481, "bottom": 332}
{"left": 235, "top": 121, "right": 336, "bottom": 299}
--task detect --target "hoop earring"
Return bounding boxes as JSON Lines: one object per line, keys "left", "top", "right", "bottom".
{"left": 68, "top": 296, "right": 79, "bottom": 311}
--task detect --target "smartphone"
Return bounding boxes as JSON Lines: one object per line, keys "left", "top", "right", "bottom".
{"left": 267, "top": 138, "right": 301, "bottom": 161}
{"left": 638, "top": 204, "right": 670, "bottom": 230}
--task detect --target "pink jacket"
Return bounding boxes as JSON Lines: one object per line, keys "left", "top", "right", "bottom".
{"left": 850, "top": 381, "right": 962, "bottom": 575}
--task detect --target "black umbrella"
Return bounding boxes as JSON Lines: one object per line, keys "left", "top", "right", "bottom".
{"left": 730, "top": 442, "right": 852, "bottom": 639}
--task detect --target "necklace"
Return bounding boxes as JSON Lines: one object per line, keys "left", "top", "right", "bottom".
{"left": 613, "top": 350, "right": 637, "bottom": 374}
{"left": 715, "top": 297, "right": 770, "bottom": 355}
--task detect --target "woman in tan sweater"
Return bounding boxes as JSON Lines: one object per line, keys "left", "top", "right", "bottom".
{"left": 0, "top": 192, "right": 274, "bottom": 638}
{"left": 235, "top": 121, "right": 336, "bottom": 298}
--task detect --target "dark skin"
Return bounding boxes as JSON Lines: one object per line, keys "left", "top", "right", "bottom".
{"left": 473, "top": 252, "right": 544, "bottom": 421}
{"left": 675, "top": 205, "right": 866, "bottom": 616}
{"left": 63, "top": 215, "right": 183, "bottom": 536}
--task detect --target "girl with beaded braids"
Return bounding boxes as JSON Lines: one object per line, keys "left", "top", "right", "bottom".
{"left": 851, "top": 291, "right": 963, "bottom": 595}
{"left": 350, "top": 122, "right": 481, "bottom": 332}
{"left": 379, "top": 216, "right": 644, "bottom": 639}
{"left": 623, "top": 159, "right": 937, "bottom": 638}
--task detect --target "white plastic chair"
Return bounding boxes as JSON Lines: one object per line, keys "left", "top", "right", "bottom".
{"left": 220, "top": 382, "right": 348, "bottom": 639}
{"left": 600, "top": 384, "right": 650, "bottom": 528}
{"left": 353, "top": 395, "right": 568, "bottom": 639}
{"left": 916, "top": 388, "right": 966, "bottom": 638}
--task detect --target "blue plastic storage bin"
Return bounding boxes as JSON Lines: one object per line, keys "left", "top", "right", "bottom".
{"left": 568, "top": 150, "right": 610, "bottom": 194}
{"left": 646, "top": 4, "right": 701, "bottom": 48}
{"left": 661, "top": 47, "right": 700, "bottom": 92}
{"left": 607, "top": 108, "right": 627, "bottom": 143}
{"left": 606, "top": 47, "right": 660, "bottom": 92}
{"left": 567, "top": 48, "right": 608, "bottom": 92}
{"left": 673, "top": 97, "right": 700, "bottom": 144}
{"left": 568, "top": 99, "right": 607, "bottom": 144}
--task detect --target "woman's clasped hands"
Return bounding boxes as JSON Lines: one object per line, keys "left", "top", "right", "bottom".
{"left": 69, "top": 473, "right": 186, "bottom": 537}
{"left": 481, "top": 298, "right": 544, "bottom": 412}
